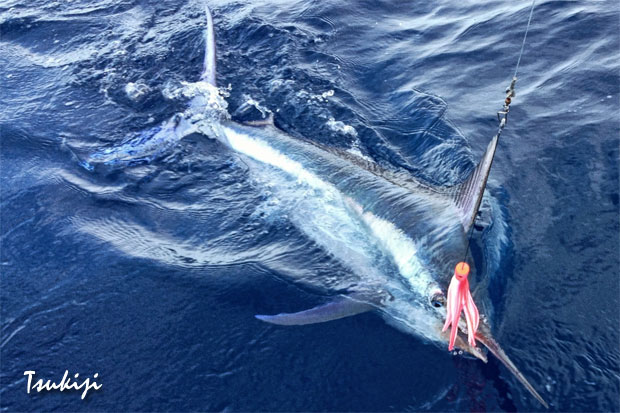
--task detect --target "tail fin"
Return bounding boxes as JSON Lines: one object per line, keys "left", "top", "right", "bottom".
{"left": 201, "top": 4, "right": 217, "bottom": 86}
{"left": 450, "top": 135, "right": 499, "bottom": 233}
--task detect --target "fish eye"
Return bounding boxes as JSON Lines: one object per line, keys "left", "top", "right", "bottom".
{"left": 430, "top": 292, "right": 446, "bottom": 308}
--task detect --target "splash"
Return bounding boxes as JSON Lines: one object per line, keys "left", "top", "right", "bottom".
{"left": 84, "top": 81, "right": 230, "bottom": 168}
{"left": 124, "top": 81, "right": 150, "bottom": 100}
{"left": 183, "top": 81, "right": 230, "bottom": 116}
{"left": 238, "top": 94, "right": 272, "bottom": 119}
{"left": 326, "top": 117, "right": 358, "bottom": 138}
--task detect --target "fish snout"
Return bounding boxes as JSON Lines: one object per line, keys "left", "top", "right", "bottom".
{"left": 475, "top": 327, "right": 549, "bottom": 408}
{"left": 438, "top": 315, "right": 548, "bottom": 407}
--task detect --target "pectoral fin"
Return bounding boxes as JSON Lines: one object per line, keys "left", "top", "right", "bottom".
{"left": 255, "top": 294, "right": 376, "bottom": 326}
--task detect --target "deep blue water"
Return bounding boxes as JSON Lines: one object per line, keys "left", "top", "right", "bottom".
{"left": 1, "top": 0, "right": 619, "bottom": 411}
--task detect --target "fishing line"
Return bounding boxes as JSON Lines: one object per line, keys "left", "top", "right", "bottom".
{"left": 514, "top": 0, "right": 537, "bottom": 80}
{"left": 462, "top": 0, "right": 536, "bottom": 263}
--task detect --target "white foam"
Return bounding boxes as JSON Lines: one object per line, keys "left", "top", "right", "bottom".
{"left": 345, "top": 143, "right": 374, "bottom": 162}
{"left": 241, "top": 94, "right": 272, "bottom": 118}
{"left": 326, "top": 117, "right": 358, "bottom": 137}
{"left": 125, "top": 81, "right": 150, "bottom": 100}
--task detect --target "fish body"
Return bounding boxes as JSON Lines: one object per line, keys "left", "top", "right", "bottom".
{"left": 83, "top": 3, "right": 548, "bottom": 408}
{"left": 212, "top": 119, "right": 466, "bottom": 341}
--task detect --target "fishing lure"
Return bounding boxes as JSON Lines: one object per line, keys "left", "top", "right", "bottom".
{"left": 442, "top": 262, "right": 479, "bottom": 350}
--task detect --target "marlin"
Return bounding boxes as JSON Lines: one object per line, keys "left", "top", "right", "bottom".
{"left": 86, "top": 4, "right": 548, "bottom": 408}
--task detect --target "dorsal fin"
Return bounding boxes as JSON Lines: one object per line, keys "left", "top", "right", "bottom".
{"left": 328, "top": 138, "right": 499, "bottom": 234}
{"left": 328, "top": 137, "right": 499, "bottom": 234}
{"left": 296, "top": 132, "right": 498, "bottom": 234}
{"left": 449, "top": 135, "right": 499, "bottom": 232}
{"left": 313, "top": 144, "right": 438, "bottom": 195}
{"left": 201, "top": 4, "right": 217, "bottom": 86}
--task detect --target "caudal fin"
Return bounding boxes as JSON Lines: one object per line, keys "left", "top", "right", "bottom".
{"left": 201, "top": 4, "right": 217, "bottom": 86}
{"left": 450, "top": 135, "right": 499, "bottom": 233}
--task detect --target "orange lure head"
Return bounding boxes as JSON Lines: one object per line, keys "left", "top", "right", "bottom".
{"left": 454, "top": 261, "right": 469, "bottom": 281}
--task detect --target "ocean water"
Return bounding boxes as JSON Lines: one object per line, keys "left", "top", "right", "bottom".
{"left": 1, "top": 0, "right": 619, "bottom": 411}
